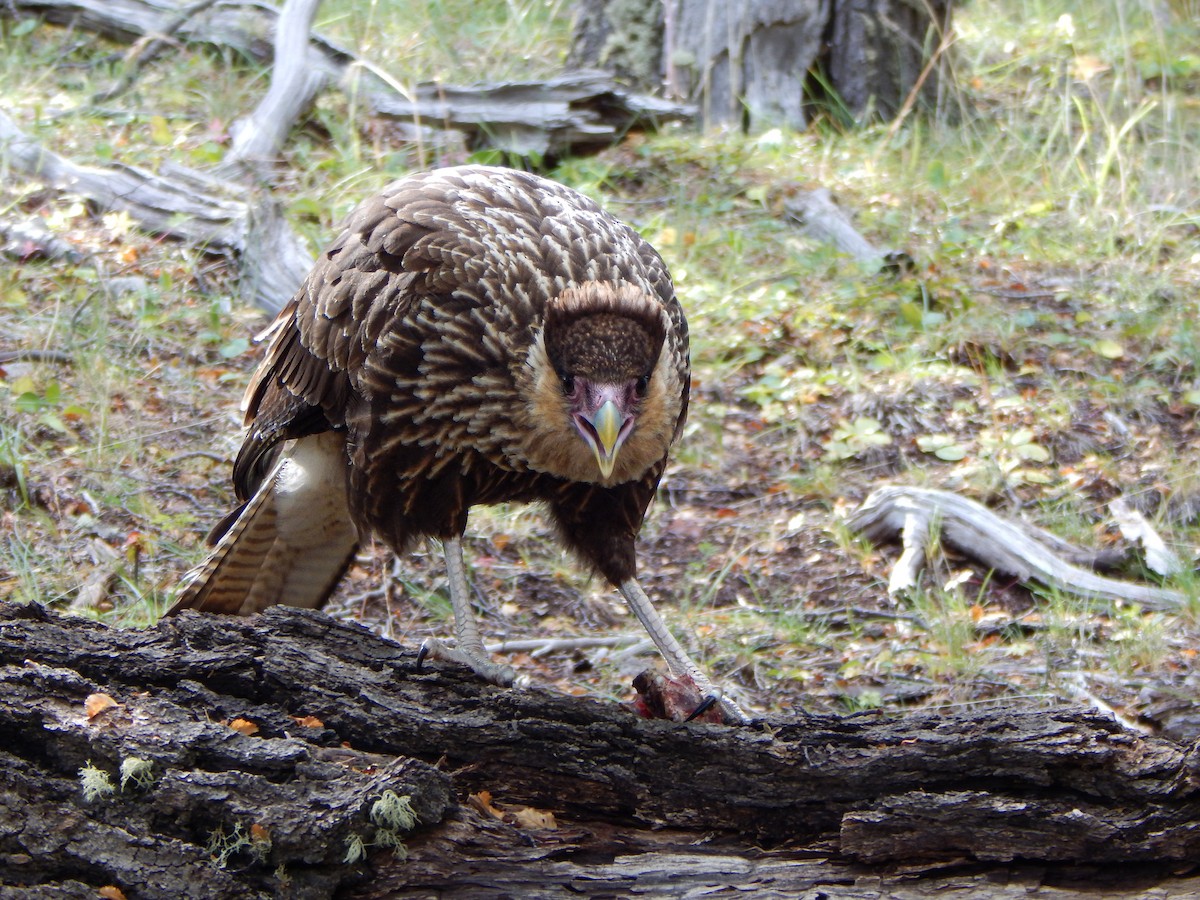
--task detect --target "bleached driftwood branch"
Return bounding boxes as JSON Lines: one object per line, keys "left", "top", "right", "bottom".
{"left": 784, "top": 187, "right": 911, "bottom": 273}
{"left": 848, "top": 485, "right": 1186, "bottom": 611}
{"left": 0, "top": 110, "right": 312, "bottom": 314}
{"left": 222, "top": 0, "right": 328, "bottom": 170}
{"left": 1, "top": 0, "right": 695, "bottom": 316}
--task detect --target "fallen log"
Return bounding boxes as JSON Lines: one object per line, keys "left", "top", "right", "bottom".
{"left": 848, "top": 485, "right": 1186, "bottom": 610}
{"left": 0, "top": 110, "right": 313, "bottom": 315}
{"left": 2, "top": 601, "right": 1198, "bottom": 897}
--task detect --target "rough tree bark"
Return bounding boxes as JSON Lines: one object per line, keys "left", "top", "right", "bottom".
{"left": 570, "top": 0, "right": 955, "bottom": 129}
{"left": 2, "top": 601, "right": 1199, "bottom": 897}
{"left": 824, "top": 0, "right": 954, "bottom": 122}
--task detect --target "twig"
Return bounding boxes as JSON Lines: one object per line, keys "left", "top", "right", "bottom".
{"left": 882, "top": 18, "right": 957, "bottom": 143}
{"left": 0, "top": 348, "right": 75, "bottom": 365}
{"left": 162, "top": 450, "right": 229, "bottom": 466}
{"left": 92, "top": 0, "right": 222, "bottom": 103}
{"left": 485, "top": 635, "right": 645, "bottom": 658}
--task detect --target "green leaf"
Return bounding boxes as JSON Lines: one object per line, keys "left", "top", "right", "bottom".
{"left": 927, "top": 159, "right": 948, "bottom": 189}
{"left": 15, "top": 391, "right": 43, "bottom": 413}
{"left": 899, "top": 301, "right": 925, "bottom": 327}
{"left": 1016, "top": 443, "right": 1050, "bottom": 462}
{"left": 39, "top": 413, "right": 68, "bottom": 434}
{"left": 1009, "top": 427, "right": 1034, "bottom": 445}
{"left": 219, "top": 337, "right": 250, "bottom": 359}
{"left": 917, "top": 434, "right": 966, "bottom": 461}
{"left": 149, "top": 115, "right": 173, "bottom": 146}
{"left": 1094, "top": 339, "right": 1124, "bottom": 359}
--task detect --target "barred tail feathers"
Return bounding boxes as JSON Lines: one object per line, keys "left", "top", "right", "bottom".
{"left": 168, "top": 432, "right": 358, "bottom": 616}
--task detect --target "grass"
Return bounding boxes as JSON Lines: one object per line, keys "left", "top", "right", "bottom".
{"left": 1, "top": 0, "right": 1199, "bottom": 725}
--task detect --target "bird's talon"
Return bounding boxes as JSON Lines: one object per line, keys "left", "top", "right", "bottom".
{"left": 417, "top": 637, "right": 515, "bottom": 687}
{"left": 684, "top": 695, "right": 719, "bottom": 723}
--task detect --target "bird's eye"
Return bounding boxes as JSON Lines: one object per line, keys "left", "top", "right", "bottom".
{"left": 634, "top": 375, "right": 650, "bottom": 398}
{"left": 561, "top": 373, "right": 576, "bottom": 394}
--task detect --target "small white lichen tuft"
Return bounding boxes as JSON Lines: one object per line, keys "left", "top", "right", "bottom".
{"left": 78, "top": 761, "right": 116, "bottom": 803}
{"left": 371, "top": 790, "right": 418, "bottom": 831}
{"left": 119, "top": 756, "right": 154, "bottom": 791}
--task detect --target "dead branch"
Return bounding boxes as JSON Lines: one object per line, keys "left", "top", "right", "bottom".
{"left": 92, "top": 0, "right": 223, "bottom": 103}
{"left": 848, "top": 485, "right": 1186, "bottom": 610}
{"left": 0, "top": 213, "right": 84, "bottom": 262}
{"left": 785, "top": 187, "right": 912, "bottom": 273}
{"left": 0, "top": 110, "right": 311, "bottom": 314}
{"left": 222, "top": 0, "right": 327, "bottom": 171}
{"left": 4, "top": 0, "right": 693, "bottom": 161}
{"left": 0, "top": 348, "right": 75, "bottom": 365}
{"left": 360, "top": 69, "right": 694, "bottom": 159}
{"left": 9, "top": 0, "right": 355, "bottom": 76}
{"left": 1, "top": 1, "right": 693, "bottom": 319}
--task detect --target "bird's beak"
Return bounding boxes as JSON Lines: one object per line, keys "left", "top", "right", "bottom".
{"left": 589, "top": 399, "right": 625, "bottom": 478}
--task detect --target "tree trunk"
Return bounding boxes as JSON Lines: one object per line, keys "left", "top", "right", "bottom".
{"left": 570, "top": 0, "right": 955, "bottom": 129}
{"left": 823, "top": 0, "right": 954, "bottom": 122}
{"left": 2, "top": 601, "right": 1199, "bottom": 897}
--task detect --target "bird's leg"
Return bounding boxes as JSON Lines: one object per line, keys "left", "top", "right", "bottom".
{"left": 618, "top": 578, "right": 749, "bottom": 724}
{"left": 417, "top": 537, "right": 515, "bottom": 687}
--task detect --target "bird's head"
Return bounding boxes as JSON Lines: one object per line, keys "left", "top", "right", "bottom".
{"left": 522, "top": 282, "right": 686, "bottom": 486}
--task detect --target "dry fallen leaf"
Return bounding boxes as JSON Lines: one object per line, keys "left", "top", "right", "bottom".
{"left": 467, "top": 790, "right": 505, "bottom": 820}
{"left": 250, "top": 823, "right": 271, "bottom": 843}
{"left": 291, "top": 715, "right": 324, "bottom": 729}
{"left": 98, "top": 887, "right": 127, "bottom": 900}
{"left": 85, "top": 693, "right": 119, "bottom": 720}
{"left": 511, "top": 806, "right": 557, "bottom": 830}
{"left": 228, "top": 717, "right": 259, "bottom": 736}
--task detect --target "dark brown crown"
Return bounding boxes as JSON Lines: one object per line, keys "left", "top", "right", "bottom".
{"left": 544, "top": 283, "right": 666, "bottom": 382}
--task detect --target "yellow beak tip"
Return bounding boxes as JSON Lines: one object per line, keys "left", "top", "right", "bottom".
{"left": 591, "top": 400, "right": 624, "bottom": 477}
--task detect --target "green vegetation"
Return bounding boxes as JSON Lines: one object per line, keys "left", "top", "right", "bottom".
{"left": 2, "top": 0, "right": 1198, "bottom": 727}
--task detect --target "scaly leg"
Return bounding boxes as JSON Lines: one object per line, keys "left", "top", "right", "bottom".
{"left": 619, "top": 578, "right": 749, "bottom": 724}
{"left": 417, "top": 537, "right": 515, "bottom": 687}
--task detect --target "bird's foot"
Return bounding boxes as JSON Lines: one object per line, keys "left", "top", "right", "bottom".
{"left": 630, "top": 670, "right": 750, "bottom": 725}
{"left": 711, "top": 694, "right": 751, "bottom": 725}
{"left": 417, "top": 637, "right": 516, "bottom": 687}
